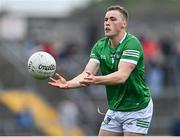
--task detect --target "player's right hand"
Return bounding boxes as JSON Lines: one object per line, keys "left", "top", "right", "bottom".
{"left": 48, "top": 73, "right": 68, "bottom": 89}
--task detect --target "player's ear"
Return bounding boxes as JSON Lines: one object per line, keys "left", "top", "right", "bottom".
{"left": 122, "top": 19, "right": 127, "bottom": 28}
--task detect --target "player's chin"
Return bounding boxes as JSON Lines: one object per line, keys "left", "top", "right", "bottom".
{"left": 105, "top": 33, "right": 114, "bottom": 37}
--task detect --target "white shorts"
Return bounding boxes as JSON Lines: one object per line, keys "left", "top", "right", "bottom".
{"left": 100, "top": 99, "right": 153, "bottom": 134}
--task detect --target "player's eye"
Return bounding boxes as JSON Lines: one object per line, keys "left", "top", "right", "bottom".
{"left": 104, "top": 18, "right": 108, "bottom": 22}
{"left": 110, "top": 17, "right": 117, "bottom": 21}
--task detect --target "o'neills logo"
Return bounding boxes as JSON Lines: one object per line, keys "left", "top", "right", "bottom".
{"left": 38, "top": 64, "right": 55, "bottom": 70}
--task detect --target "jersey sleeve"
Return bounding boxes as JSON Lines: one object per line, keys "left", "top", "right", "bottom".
{"left": 90, "top": 42, "right": 100, "bottom": 64}
{"left": 120, "top": 38, "right": 143, "bottom": 65}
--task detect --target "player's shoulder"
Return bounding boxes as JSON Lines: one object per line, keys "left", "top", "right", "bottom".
{"left": 126, "top": 33, "right": 140, "bottom": 42}
{"left": 94, "top": 37, "right": 108, "bottom": 48}
{"left": 124, "top": 33, "right": 142, "bottom": 50}
{"left": 123, "top": 33, "right": 143, "bottom": 51}
{"left": 126, "top": 33, "right": 141, "bottom": 44}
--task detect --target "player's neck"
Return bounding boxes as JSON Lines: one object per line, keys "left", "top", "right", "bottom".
{"left": 110, "top": 31, "right": 126, "bottom": 48}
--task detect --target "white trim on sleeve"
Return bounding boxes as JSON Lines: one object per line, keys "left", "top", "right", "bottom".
{"left": 90, "top": 58, "right": 100, "bottom": 64}
{"left": 120, "top": 59, "right": 137, "bottom": 65}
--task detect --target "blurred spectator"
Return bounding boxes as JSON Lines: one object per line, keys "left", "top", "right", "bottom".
{"left": 140, "top": 35, "right": 164, "bottom": 96}
{"left": 146, "top": 62, "right": 164, "bottom": 96}
{"left": 174, "top": 40, "right": 180, "bottom": 90}
{"left": 140, "top": 35, "right": 160, "bottom": 62}
{"left": 170, "top": 118, "right": 180, "bottom": 136}
{"left": 159, "top": 36, "right": 176, "bottom": 87}
{"left": 59, "top": 42, "right": 79, "bottom": 59}
{"left": 39, "top": 41, "right": 58, "bottom": 59}
{"left": 57, "top": 100, "right": 80, "bottom": 131}
{"left": 15, "top": 107, "right": 35, "bottom": 129}
{"left": 170, "top": 109, "right": 180, "bottom": 136}
{"left": 86, "top": 17, "right": 99, "bottom": 54}
{"left": 25, "top": 39, "right": 41, "bottom": 58}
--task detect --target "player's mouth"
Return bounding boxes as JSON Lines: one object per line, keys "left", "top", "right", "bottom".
{"left": 105, "top": 27, "right": 111, "bottom": 32}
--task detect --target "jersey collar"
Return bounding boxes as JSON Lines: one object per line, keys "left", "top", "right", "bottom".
{"left": 119, "top": 32, "right": 127, "bottom": 44}
{"left": 108, "top": 32, "right": 127, "bottom": 49}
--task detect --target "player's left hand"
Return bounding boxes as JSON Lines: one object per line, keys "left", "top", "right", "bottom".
{"left": 80, "top": 71, "right": 95, "bottom": 85}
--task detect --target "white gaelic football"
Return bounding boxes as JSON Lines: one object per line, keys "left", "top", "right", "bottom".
{"left": 27, "top": 51, "right": 56, "bottom": 80}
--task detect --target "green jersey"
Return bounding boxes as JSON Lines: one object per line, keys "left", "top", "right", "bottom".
{"left": 90, "top": 33, "right": 151, "bottom": 111}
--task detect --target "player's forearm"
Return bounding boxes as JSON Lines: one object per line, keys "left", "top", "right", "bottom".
{"left": 67, "top": 79, "right": 82, "bottom": 88}
{"left": 67, "top": 72, "right": 88, "bottom": 88}
{"left": 94, "top": 71, "right": 127, "bottom": 85}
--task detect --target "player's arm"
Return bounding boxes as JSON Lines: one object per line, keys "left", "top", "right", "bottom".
{"left": 48, "top": 59, "right": 99, "bottom": 89}
{"left": 81, "top": 61, "right": 135, "bottom": 85}
{"left": 67, "top": 59, "right": 99, "bottom": 88}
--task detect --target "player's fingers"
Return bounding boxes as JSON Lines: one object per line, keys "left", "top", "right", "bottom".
{"left": 80, "top": 82, "right": 89, "bottom": 87}
{"left": 79, "top": 81, "right": 86, "bottom": 84}
{"left": 55, "top": 73, "right": 64, "bottom": 80}
{"left": 80, "top": 80, "right": 90, "bottom": 85}
{"left": 80, "top": 83, "right": 87, "bottom": 87}
{"left": 84, "top": 77, "right": 92, "bottom": 80}
{"left": 86, "top": 71, "right": 91, "bottom": 75}
{"left": 49, "top": 77, "right": 56, "bottom": 82}
{"left": 48, "top": 82, "right": 58, "bottom": 86}
{"left": 48, "top": 82, "right": 63, "bottom": 89}
{"left": 55, "top": 73, "right": 61, "bottom": 78}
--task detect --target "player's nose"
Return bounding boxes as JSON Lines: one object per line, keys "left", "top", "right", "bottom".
{"left": 104, "top": 19, "right": 110, "bottom": 26}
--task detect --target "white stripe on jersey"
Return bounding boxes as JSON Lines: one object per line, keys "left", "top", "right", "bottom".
{"left": 123, "top": 51, "right": 140, "bottom": 56}
{"left": 122, "top": 53, "right": 140, "bottom": 58}
{"left": 124, "top": 50, "right": 140, "bottom": 53}
{"left": 90, "top": 58, "right": 100, "bottom": 64}
{"left": 120, "top": 59, "right": 137, "bottom": 65}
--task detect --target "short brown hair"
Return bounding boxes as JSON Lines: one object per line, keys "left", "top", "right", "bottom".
{"left": 107, "top": 5, "right": 128, "bottom": 21}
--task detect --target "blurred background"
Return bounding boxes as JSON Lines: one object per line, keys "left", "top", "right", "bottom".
{"left": 0, "top": 0, "right": 180, "bottom": 135}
